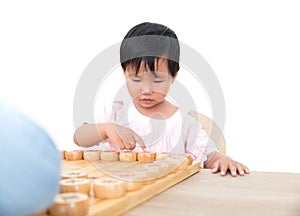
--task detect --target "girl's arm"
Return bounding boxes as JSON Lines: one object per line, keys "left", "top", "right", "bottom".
{"left": 204, "top": 151, "right": 250, "bottom": 177}
{"left": 73, "top": 123, "right": 145, "bottom": 150}
{"left": 73, "top": 123, "right": 108, "bottom": 147}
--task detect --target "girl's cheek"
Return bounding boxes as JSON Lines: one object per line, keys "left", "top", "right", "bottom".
{"left": 154, "top": 84, "right": 170, "bottom": 93}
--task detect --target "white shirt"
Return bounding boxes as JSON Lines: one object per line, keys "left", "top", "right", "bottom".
{"left": 95, "top": 101, "right": 216, "bottom": 165}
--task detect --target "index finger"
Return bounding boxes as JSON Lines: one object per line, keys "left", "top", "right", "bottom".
{"left": 133, "top": 133, "right": 146, "bottom": 151}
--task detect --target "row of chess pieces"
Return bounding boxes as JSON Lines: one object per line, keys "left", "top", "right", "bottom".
{"left": 60, "top": 149, "right": 193, "bottom": 163}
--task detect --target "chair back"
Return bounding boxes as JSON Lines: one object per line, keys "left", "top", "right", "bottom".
{"left": 188, "top": 111, "right": 226, "bottom": 154}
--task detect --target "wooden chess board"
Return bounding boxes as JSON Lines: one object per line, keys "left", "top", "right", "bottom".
{"left": 38, "top": 153, "right": 200, "bottom": 216}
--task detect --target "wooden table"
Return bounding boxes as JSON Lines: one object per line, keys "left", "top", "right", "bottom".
{"left": 123, "top": 169, "right": 300, "bottom": 216}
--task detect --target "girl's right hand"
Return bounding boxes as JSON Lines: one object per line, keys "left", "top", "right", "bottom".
{"left": 103, "top": 123, "right": 146, "bottom": 151}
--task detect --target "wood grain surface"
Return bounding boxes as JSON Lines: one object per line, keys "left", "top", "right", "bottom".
{"left": 123, "top": 169, "right": 300, "bottom": 216}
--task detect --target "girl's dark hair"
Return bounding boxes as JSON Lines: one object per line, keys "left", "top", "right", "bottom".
{"left": 120, "top": 22, "right": 180, "bottom": 77}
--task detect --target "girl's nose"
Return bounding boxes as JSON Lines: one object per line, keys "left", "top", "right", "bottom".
{"left": 141, "top": 80, "right": 153, "bottom": 95}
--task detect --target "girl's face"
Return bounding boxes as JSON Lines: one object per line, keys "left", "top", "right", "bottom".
{"left": 124, "top": 58, "right": 176, "bottom": 109}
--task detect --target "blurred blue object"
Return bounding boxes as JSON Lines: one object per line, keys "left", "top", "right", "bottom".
{"left": 0, "top": 103, "right": 61, "bottom": 216}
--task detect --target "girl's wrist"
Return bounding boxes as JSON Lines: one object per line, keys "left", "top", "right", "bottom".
{"left": 97, "top": 123, "right": 113, "bottom": 141}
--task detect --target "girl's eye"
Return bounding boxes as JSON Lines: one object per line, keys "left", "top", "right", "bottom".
{"left": 153, "top": 80, "right": 164, "bottom": 83}
{"left": 132, "top": 79, "right": 141, "bottom": 82}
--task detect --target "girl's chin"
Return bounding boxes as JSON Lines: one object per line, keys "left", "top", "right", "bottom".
{"left": 138, "top": 103, "right": 156, "bottom": 108}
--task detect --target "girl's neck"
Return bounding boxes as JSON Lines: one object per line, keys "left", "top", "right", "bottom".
{"left": 133, "top": 100, "right": 178, "bottom": 120}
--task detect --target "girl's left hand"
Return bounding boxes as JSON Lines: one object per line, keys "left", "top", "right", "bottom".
{"left": 211, "top": 156, "right": 250, "bottom": 177}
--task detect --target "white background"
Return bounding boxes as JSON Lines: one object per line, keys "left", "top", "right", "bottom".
{"left": 1, "top": 1, "right": 299, "bottom": 173}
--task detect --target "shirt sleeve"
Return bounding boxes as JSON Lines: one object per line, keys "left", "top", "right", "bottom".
{"left": 183, "top": 115, "right": 217, "bottom": 166}
{"left": 96, "top": 101, "right": 124, "bottom": 124}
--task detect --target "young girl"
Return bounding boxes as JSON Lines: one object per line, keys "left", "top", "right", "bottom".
{"left": 74, "top": 22, "right": 249, "bottom": 177}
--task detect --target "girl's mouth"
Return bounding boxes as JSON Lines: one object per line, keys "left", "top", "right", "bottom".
{"left": 140, "top": 98, "right": 154, "bottom": 103}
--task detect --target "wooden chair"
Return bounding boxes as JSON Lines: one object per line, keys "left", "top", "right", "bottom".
{"left": 188, "top": 111, "right": 226, "bottom": 154}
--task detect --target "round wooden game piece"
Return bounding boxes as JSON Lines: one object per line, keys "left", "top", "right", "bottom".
{"left": 60, "top": 178, "right": 90, "bottom": 195}
{"left": 113, "top": 172, "right": 143, "bottom": 192}
{"left": 155, "top": 152, "right": 169, "bottom": 160}
{"left": 119, "top": 151, "right": 137, "bottom": 162}
{"left": 100, "top": 150, "right": 119, "bottom": 161}
{"left": 64, "top": 150, "right": 83, "bottom": 160}
{"left": 167, "top": 156, "right": 189, "bottom": 170}
{"left": 154, "top": 160, "right": 178, "bottom": 173}
{"left": 61, "top": 171, "right": 88, "bottom": 179}
{"left": 134, "top": 168, "right": 157, "bottom": 185}
{"left": 185, "top": 154, "right": 193, "bottom": 165}
{"left": 49, "top": 192, "right": 89, "bottom": 216}
{"left": 83, "top": 150, "right": 101, "bottom": 161}
{"left": 144, "top": 163, "right": 169, "bottom": 178}
{"left": 164, "top": 157, "right": 185, "bottom": 173}
{"left": 93, "top": 178, "right": 125, "bottom": 199}
{"left": 177, "top": 157, "right": 189, "bottom": 170}
{"left": 137, "top": 152, "right": 156, "bottom": 163}
{"left": 172, "top": 154, "right": 193, "bottom": 165}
